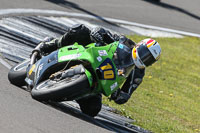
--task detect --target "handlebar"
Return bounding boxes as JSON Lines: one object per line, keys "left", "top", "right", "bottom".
{"left": 30, "top": 51, "right": 39, "bottom": 65}
{"left": 30, "top": 41, "right": 44, "bottom": 65}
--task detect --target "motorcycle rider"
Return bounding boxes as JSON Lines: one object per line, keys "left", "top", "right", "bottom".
{"left": 34, "top": 24, "right": 161, "bottom": 116}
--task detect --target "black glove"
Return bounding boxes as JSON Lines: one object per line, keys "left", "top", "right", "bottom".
{"left": 30, "top": 41, "right": 44, "bottom": 59}
{"left": 90, "top": 27, "right": 104, "bottom": 43}
{"left": 111, "top": 89, "right": 130, "bottom": 104}
{"left": 90, "top": 27, "right": 114, "bottom": 44}
{"left": 32, "top": 37, "right": 55, "bottom": 56}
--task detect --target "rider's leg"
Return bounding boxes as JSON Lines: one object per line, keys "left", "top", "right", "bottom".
{"left": 38, "top": 24, "right": 92, "bottom": 54}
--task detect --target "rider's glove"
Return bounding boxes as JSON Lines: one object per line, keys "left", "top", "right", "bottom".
{"left": 111, "top": 89, "right": 130, "bottom": 104}
{"left": 90, "top": 27, "right": 104, "bottom": 43}
{"left": 32, "top": 37, "right": 55, "bottom": 56}
{"left": 90, "top": 27, "right": 114, "bottom": 45}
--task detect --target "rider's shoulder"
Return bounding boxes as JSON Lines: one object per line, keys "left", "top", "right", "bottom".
{"left": 119, "top": 36, "right": 136, "bottom": 48}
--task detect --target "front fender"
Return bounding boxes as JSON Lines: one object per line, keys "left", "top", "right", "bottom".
{"left": 26, "top": 50, "right": 59, "bottom": 86}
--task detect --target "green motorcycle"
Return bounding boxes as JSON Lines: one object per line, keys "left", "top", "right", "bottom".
{"left": 8, "top": 41, "right": 135, "bottom": 116}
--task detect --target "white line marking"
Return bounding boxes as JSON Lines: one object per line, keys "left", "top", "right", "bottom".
{"left": 71, "top": 19, "right": 97, "bottom": 29}
{"left": 43, "top": 16, "right": 74, "bottom": 27}
{"left": 121, "top": 25, "right": 183, "bottom": 38}
{"left": 0, "top": 23, "right": 42, "bottom": 41}
{"left": 0, "top": 8, "right": 199, "bottom": 38}
{"left": 4, "top": 17, "right": 59, "bottom": 38}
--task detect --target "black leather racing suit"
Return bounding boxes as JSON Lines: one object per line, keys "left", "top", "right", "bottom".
{"left": 38, "top": 24, "right": 145, "bottom": 105}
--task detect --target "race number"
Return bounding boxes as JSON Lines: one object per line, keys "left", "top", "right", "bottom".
{"left": 98, "top": 58, "right": 115, "bottom": 80}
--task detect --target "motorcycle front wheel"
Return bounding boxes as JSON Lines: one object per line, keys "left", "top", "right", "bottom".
{"left": 8, "top": 59, "right": 30, "bottom": 86}
{"left": 31, "top": 74, "right": 91, "bottom": 102}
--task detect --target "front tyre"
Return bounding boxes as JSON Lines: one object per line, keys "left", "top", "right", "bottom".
{"left": 31, "top": 74, "right": 91, "bottom": 102}
{"left": 8, "top": 59, "right": 30, "bottom": 86}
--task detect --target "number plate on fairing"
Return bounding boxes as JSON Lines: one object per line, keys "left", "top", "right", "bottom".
{"left": 98, "top": 58, "right": 116, "bottom": 80}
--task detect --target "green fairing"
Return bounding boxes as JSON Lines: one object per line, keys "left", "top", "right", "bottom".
{"left": 58, "top": 42, "right": 126, "bottom": 96}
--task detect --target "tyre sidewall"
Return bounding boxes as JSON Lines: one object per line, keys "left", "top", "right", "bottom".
{"left": 31, "top": 74, "right": 90, "bottom": 101}
{"left": 8, "top": 60, "right": 29, "bottom": 86}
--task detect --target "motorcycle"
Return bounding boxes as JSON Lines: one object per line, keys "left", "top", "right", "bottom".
{"left": 8, "top": 41, "right": 135, "bottom": 116}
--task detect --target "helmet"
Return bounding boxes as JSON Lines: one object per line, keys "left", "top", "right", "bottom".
{"left": 132, "top": 38, "right": 161, "bottom": 69}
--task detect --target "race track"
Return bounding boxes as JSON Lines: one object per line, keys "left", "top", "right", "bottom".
{"left": 0, "top": 0, "right": 199, "bottom": 34}
{"left": 0, "top": 1, "right": 199, "bottom": 133}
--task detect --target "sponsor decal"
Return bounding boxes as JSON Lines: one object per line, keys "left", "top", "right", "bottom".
{"left": 118, "top": 44, "right": 124, "bottom": 49}
{"left": 37, "top": 63, "right": 44, "bottom": 78}
{"left": 110, "top": 82, "right": 118, "bottom": 91}
{"left": 97, "top": 56, "right": 102, "bottom": 62}
{"left": 153, "top": 49, "right": 157, "bottom": 55}
{"left": 29, "top": 64, "right": 35, "bottom": 75}
{"left": 98, "top": 50, "right": 108, "bottom": 56}
{"left": 59, "top": 54, "right": 82, "bottom": 61}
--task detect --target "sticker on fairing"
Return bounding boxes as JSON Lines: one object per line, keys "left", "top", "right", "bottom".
{"left": 98, "top": 50, "right": 108, "bottom": 56}
{"left": 37, "top": 63, "right": 44, "bottom": 78}
{"left": 59, "top": 54, "right": 82, "bottom": 61}
{"left": 97, "top": 56, "right": 102, "bottom": 62}
{"left": 110, "top": 82, "right": 118, "bottom": 91}
{"left": 98, "top": 58, "right": 116, "bottom": 80}
{"left": 29, "top": 64, "right": 36, "bottom": 75}
{"left": 118, "top": 44, "right": 124, "bottom": 49}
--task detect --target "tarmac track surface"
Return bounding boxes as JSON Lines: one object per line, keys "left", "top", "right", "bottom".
{"left": 1, "top": 60, "right": 142, "bottom": 133}
{"left": 0, "top": 0, "right": 199, "bottom": 34}
{"left": 0, "top": 63, "right": 111, "bottom": 133}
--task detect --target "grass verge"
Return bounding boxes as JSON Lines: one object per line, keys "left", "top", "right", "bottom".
{"left": 103, "top": 35, "right": 200, "bottom": 133}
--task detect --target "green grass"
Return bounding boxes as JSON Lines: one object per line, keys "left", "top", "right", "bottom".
{"left": 103, "top": 36, "right": 200, "bottom": 133}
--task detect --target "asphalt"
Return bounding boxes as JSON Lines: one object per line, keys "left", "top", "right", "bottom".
{"left": 0, "top": 63, "right": 114, "bottom": 133}
{"left": 0, "top": 0, "right": 199, "bottom": 34}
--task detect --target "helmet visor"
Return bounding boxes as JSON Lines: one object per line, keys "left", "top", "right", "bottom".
{"left": 137, "top": 45, "right": 156, "bottom": 66}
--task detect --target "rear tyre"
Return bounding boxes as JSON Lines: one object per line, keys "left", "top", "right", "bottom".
{"left": 8, "top": 59, "right": 29, "bottom": 86}
{"left": 31, "top": 74, "right": 91, "bottom": 102}
{"left": 77, "top": 94, "right": 102, "bottom": 117}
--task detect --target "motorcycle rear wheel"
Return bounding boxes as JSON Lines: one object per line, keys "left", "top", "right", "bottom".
{"left": 31, "top": 74, "right": 90, "bottom": 102}
{"left": 8, "top": 59, "right": 29, "bottom": 87}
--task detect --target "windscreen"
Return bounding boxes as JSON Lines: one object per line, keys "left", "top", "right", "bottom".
{"left": 113, "top": 43, "right": 135, "bottom": 77}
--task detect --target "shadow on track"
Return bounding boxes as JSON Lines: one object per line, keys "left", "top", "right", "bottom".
{"left": 143, "top": 0, "right": 200, "bottom": 21}
{"left": 47, "top": 101, "right": 140, "bottom": 133}
{"left": 44, "top": 0, "right": 119, "bottom": 26}
{"left": 18, "top": 86, "right": 145, "bottom": 133}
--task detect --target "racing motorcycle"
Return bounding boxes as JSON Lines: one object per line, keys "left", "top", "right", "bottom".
{"left": 8, "top": 40, "right": 135, "bottom": 116}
